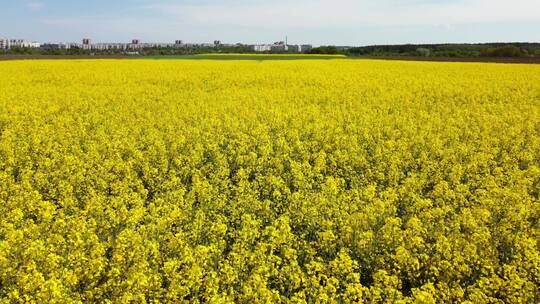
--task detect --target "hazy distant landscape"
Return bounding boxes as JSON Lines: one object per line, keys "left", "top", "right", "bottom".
{"left": 2, "top": 41, "right": 540, "bottom": 60}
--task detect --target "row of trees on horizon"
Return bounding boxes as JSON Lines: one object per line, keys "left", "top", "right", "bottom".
{"left": 1, "top": 43, "right": 539, "bottom": 58}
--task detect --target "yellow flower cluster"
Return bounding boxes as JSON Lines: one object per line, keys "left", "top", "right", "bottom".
{"left": 0, "top": 59, "right": 539, "bottom": 303}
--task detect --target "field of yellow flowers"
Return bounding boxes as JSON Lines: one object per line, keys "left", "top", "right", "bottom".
{"left": 0, "top": 59, "right": 539, "bottom": 303}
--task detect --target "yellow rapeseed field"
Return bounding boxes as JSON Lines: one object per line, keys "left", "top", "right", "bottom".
{"left": 0, "top": 59, "right": 539, "bottom": 303}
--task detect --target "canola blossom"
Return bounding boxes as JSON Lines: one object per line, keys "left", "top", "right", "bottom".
{"left": 0, "top": 59, "right": 539, "bottom": 303}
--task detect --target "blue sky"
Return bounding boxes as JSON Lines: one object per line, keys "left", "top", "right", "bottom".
{"left": 1, "top": 0, "right": 539, "bottom": 45}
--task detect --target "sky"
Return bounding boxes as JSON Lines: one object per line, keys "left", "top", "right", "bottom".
{"left": 1, "top": 0, "right": 540, "bottom": 46}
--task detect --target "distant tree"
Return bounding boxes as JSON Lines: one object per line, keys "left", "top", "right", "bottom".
{"left": 480, "top": 45, "right": 528, "bottom": 57}
{"left": 309, "top": 46, "right": 341, "bottom": 55}
{"left": 346, "top": 43, "right": 540, "bottom": 58}
{"left": 416, "top": 48, "right": 431, "bottom": 57}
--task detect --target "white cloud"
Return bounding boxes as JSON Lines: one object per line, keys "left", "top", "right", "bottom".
{"left": 143, "top": 0, "right": 540, "bottom": 28}
{"left": 34, "top": 0, "right": 540, "bottom": 44}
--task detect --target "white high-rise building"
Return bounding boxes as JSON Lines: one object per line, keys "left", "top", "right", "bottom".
{"left": 82, "top": 38, "right": 92, "bottom": 50}
{"left": 252, "top": 44, "right": 272, "bottom": 52}
{"left": 0, "top": 38, "right": 40, "bottom": 49}
{"left": 0, "top": 38, "right": 8, "bottom": 49}
{"left": 270, "top": 41, "right": 288, "bottom": 52}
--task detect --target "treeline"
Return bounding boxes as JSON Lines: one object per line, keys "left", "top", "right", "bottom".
{"left": 305, "top": 43, "right": 540, "bottom": 57}
{"left": 307, "top": 45, "right": 342, "bottom": 55}
{"left": 344, "top": 43, "right": 540, "bottom": 57}
{"left": 0, "top": 45, "right": 318, "bottom": 57}
{"left": 0, "top": 44, "right": 258, "bottom": 56}
{"left": 4, "top": 43, "right": 540, "bottom": 58}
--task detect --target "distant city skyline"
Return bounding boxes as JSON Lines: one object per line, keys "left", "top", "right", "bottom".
{"left": 1, "top": 0, "right": 540, "bottom": 46}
